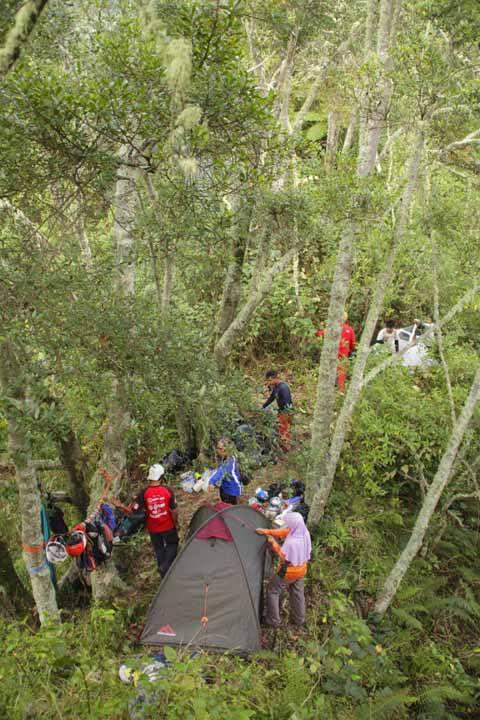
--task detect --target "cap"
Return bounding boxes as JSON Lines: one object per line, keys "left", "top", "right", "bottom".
{"left": 147, "top": 463, "right": 165, "bottom": 481}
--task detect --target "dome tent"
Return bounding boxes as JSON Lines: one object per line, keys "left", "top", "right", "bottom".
{"left": 140, "top": 504, "right": 271, "bottom": 654}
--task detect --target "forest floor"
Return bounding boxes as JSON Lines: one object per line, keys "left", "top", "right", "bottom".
{"left": 4, "top": 363, "right": 480, "bottom": 718}
{"left": 117, "top": 368, "right": 324, "bottom": 654}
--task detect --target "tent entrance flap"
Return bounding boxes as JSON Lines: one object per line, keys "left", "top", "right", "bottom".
{"left": 196, "top": 514, "right": 233, "bottom": 541}
{"left": 140, "top": 504, "right": 271, "bottom": 653}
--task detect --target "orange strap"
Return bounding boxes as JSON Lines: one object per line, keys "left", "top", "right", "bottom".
{"left": 22, "top": 542, "right": 45, "bottom": 554}
{"left": 98, "top": 467, "right": 115, "bottom": 503}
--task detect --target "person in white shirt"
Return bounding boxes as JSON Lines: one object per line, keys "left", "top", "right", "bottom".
{"left": 376, "top": 319, "right": 399, "bottom": 353}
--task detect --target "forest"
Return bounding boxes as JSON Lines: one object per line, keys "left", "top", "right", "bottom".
{"left": 0, "top": 1, "right": 479, "bottom": 718}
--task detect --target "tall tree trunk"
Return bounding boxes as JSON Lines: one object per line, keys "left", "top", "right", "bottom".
{"left": 325, "top": 112, "right": 339, "bottom": 169}
{"left": 58, "top": 428, "right": 90, "bottom": 516}
{"left": 113, "top": 146, "right": 139, "bottom": 298}
{"left": 358, "top": 0, "right": 397, "bottom": 177}
{"left": 342, "top": 114, "right": 357, "bottom": 154}
{"left": 292, "top": 232, "right": 303, "bottom": 313}
{"left": 143, "top": 173, "right": 177, "bottom": 319}
{"left": 0, "top": 340, "right": 59, "bottom": 623}
{"left": 75, "top": 212, "right": 93, "bottom": 268}
{"left": 41, "top": 392, "right": 90, "bottom": 516}
{"left": 0, "top": 536, "right": 33, "bottom": 617}
{"left": 432, "top": 234, "right": 456, "bottom": 425}
{"left": 308, "top": 0, "right": 401, "bottom": 524}
{"left": 365, "top": 0, "right": 379, "bottom": 53}
{"left": 273, "top": 31, "right": 297, "bottom": 131}
{"left": 161, "top": 246, "right": 175, "bottom": 317}
{"left": 216, "top": 197, "right": 255, "bottom": 338}
{"left": 307, "top": 225, "right": 354, "bottom": 519}
{"left": 214, "top": 248, "right": 296, "bottom": 371}
{"left": 308, "top": 125, "right": 425, "bottom": 524}
{"left": 90, "top": 379, "right": 130, "bottom": 601}
{"left": 374, "top": 367, "right": 480, "bottom": 618}
{"left": 90, "top": 147, "right": 139, "bottom": 600}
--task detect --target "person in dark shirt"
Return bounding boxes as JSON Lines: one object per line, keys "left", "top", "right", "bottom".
{"left": 134, "top": 463, "right": 179, "bottom": 577}
{"left": 262, "top": 369, "right": 294, "bottom": 452}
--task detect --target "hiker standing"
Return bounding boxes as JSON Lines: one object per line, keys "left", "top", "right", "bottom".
{"left": 316, "top": 312, "right": 356, "bottom": 391}
{"left": 262, "top": 369, "right": 294, "bottom": 452}
{"left": 256, "top": 512, "right": 311, "bottom": 630}
{"left": 208, "top": 438, "right": 242, "bottom": 505}
{"left": 376, "top": 318, "right": 399, "bottom": 353}
{"left": 135, "top": 463, "right": 179, "bottom": 578}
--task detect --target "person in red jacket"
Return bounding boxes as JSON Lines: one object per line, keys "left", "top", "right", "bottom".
{"left": 135, "top": 463, "right": 179, "bottom": 577}
{"left": 316, "top": 312, "right": 356, "bottom": 391}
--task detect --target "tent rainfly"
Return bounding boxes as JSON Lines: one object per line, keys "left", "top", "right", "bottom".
{"left": 140, "top": 503, "right": 271, "bottom": 654}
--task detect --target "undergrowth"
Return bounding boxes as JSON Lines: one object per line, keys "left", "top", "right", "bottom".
{"left": 1, "top": 363, "right": 480, "bottom": 718}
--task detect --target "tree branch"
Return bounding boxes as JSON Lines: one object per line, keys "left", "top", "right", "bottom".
{"left": 214, "top": 248, "right": 296, "bottom": 369}
{"left": 0, "top": 0, "right": 49, "bottom": 79}
{"left": 443, "top": 128, "right": 480, "bottom": 153}
{"left": 432, "top": 235, "right": 456, "bottom": 426}
{"left": 291, "top": 22, "right": 361, "bottom": 135}
{"left": 0, "top": 198, "right": 50, "bottom": 248}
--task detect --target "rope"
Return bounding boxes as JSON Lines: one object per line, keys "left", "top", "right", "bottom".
{"left": 200, "top": 583, "right": 209, "bottom": 626}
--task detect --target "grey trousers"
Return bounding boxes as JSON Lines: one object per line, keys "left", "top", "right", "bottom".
{"left": 265, "top": 575, "right": 305, "bottom": 628}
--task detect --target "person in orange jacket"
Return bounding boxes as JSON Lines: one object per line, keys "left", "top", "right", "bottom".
{"left": 315, "top": 312, "right": 356, "bottom": 391}
{"left": 256, "top": 512, "right": 311, "bottom": 628}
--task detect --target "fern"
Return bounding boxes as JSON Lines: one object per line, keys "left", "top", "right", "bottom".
{"left": 396, "top": 584, "right": 422, "bottom": 601}
{"left": 355, "top": 689, "right": 417, "bottom": 719}
{"left": 457, "top": 565, "right": 480, "bottom": 586}
{"left": 419, "top": 683, "right": 474, "bottom": 706}
{"left": 422, "top": 595, "right": 480, "bottom": 625}
{"left": 391, "top": 607, "right": 424, "bottom": 631}
{"left": 400, "top": 602, "right": 430, "bottom": 615}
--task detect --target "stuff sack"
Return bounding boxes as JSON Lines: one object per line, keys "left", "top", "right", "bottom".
{"left": 114, "top": 509, "right": 146, "bottom": 540}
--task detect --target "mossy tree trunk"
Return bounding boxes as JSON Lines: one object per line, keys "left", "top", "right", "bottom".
{"left": 214, "top": 248, "right": 296, "bottom": 372}
{"left": 216, "top": 196, "right": 255, "bottom": 340}
{"left": 0, "top": 0, "right": 49, "bottom": 78}
{"left": 57, "top": 427, "right": 90, "bottom": 517}
{"left": 0, "top": 339, "right": 59, "bottom": 624}
{"left": 90, "top": 146, "right": 139, "bottom": 601}
{"left": 0, "top": 536, "right": 33, "bottom": 617}
{"left": 308, "top": 0, "right": 401, "bottom": 525}
{"left": 309, "top": 124, "right": 425, "bottom": 523}
{"left": 374, "top": 368, "right": 480, "bottom": 618}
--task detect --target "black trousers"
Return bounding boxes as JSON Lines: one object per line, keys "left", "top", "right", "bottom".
{"left": 149, "top": 528, "right": 179, "bottom": 577}
{"left": 220, "top": 488, "right": 239, "bottom": 505}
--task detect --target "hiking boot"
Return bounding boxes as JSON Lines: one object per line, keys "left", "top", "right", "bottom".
{"left": 261, "top": 629, "right": 278, "bottom": 651}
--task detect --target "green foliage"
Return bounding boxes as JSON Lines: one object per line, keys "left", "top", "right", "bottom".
{"left": 0, "top": 0, "right": 479, "bottom": 718}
